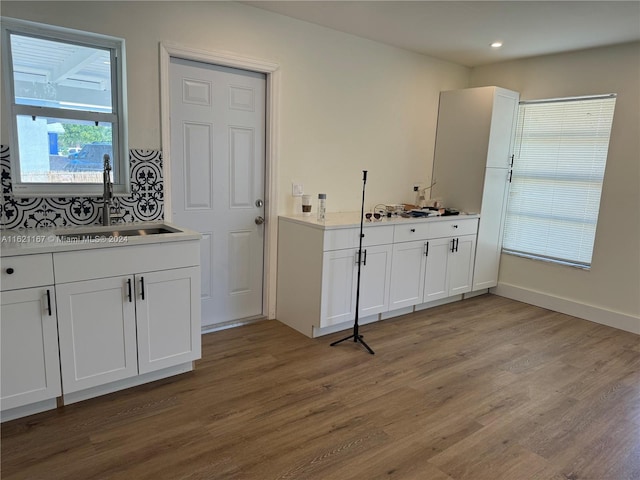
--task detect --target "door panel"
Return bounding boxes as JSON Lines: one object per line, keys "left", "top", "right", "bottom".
{"left": 170, "top": 57, "right": 266, "bottom": 327}
{"left": 56, "top": 277, "right": 137, "bottom": 393}
{"left": 136, "top": 267, "right": 201, "bottom": 374}
{"left": 321, "top": 249, "right": 358, "bottom": 327}
{"left": 359, "top": 245, "right": 392, "bottom": 317}
{"left": 229, "top": 127, "right": 255, "bottom": 208}
{"left": 449, "top": 236, "right": 476, "bottom": 296}
{"left": 1, "top": 288, "right": 61, "bottom": 410}
{"left": 389, "top": 240, "right": 426, "bottom": 309}
{"left": 424, "top": 237, "right": 450, "bottom": 302}
{"left": 183, "top": 122, "right": 213, "bottom": 210}
{"left": 474, "top": 168, "right": 509, "bottom": 290}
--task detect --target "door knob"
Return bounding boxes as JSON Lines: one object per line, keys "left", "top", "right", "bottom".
{"left": 255, "top": 216, "right": 265, "bottom": 225}
{"left": 255, "top": 199, "right": 264, "bottom": 208}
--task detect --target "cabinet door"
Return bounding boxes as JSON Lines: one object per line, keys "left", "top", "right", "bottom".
{"left": 449, "top": 235, "right": 477, "bottom": 296}
{"left": 474, "top": 168, "right": 510, "bottom": 290}
{"left": 136, "top": 267, "right": 201, "bottom": 374}
{"left": 1, "top": 287, "right": 61, "bottom": 411}
{"left": 389, "top": 240, "right": 427, "bottom": 309}
{"left": 486, "top": 89, "right": 519, "bottom": 168}
{"left": 320, "top": 249, "right": 358, "bottom": 327}
{"left": 57, "top": 276, "right": 137, "bottom": 393}
{"left": 358, "top": 244, "right": 392, "bottom": 317}
{"left": 424, "top": 237, "right": 451, "bottom": 302}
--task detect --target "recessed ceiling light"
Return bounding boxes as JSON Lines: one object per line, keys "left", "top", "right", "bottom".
{"left": 490, "top": 42, "right": 503, "bottom": 48}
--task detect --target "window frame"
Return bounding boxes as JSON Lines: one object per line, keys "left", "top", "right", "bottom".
{"left": 1, "top": 17, "right": 129, "bottom": 197}
{"left": 502, "top": 93, "right": 617, "bottom": 269}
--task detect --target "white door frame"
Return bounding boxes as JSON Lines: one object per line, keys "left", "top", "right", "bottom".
{"left": 159, "top": 42, "right": 280, "bottom": 320}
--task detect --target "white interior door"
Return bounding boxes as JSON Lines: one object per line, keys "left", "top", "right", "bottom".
{"left": 170, "top": 57, "right": 266, "bottom": 327}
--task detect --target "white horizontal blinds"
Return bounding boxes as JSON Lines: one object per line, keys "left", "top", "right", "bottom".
{"left": 503, "top": 95, "right": 616, "bottom": 267}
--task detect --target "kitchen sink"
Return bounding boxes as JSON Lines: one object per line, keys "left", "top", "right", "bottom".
{"left": 56, "top": 224, "right": 180, "bottom": 240}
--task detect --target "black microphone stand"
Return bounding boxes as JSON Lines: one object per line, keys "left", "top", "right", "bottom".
{"left": 330, "top": 170, "right": 375, "bottom": 355}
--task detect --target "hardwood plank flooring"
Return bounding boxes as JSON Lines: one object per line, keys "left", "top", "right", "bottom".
{"left": 2, "top": 294, "right": 639, "bottom": 480}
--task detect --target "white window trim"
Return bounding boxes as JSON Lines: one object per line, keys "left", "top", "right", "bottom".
{"left": 1, "top": 17, "right": 129, "bottom": 197}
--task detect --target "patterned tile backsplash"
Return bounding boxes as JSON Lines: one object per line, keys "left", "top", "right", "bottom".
{"left": 0, "top": 145, "right": 164, "bottom": 229}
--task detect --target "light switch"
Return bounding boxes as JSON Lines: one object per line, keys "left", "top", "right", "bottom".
{"left": 292, "top": 183, "right": 304, "bottom": 197}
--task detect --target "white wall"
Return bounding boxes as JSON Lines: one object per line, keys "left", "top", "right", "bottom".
{"left": 0, "top": 1, "right": 469, "bottom": 215}
{"left": 471, "top": 42, "right": 640, "bottom": 326}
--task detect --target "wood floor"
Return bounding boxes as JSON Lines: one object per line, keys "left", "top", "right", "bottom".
{"left": 2, "top": 294, "right": 639, "bottom": 480}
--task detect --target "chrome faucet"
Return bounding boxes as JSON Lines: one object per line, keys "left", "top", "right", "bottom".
{"left": 102, "top": 154, "right": 113, "bottom": 226}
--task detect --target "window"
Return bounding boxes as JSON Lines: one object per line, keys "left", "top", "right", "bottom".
{"left": 502, "top": 94, "right": 617, "bottom": 268}
{"left": 1, "top": 17, "right": 128, "bottom": 196}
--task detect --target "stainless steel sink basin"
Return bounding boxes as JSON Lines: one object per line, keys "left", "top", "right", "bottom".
{"left": 56, "top": 225, "right": 180, "bottom": 240}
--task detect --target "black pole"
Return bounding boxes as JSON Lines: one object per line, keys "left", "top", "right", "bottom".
{"left": 330, "top": 170, "right": 375, "bottom": 355}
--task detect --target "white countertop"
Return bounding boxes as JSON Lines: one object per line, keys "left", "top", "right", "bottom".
{"left": 279, "top": 212, "right": 480, "bottom": 230}
{"left": 0, "top": 221, "right": 201, "bottom": 257}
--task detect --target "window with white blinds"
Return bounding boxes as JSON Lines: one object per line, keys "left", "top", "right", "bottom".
{"left": 502, "top": 94, "right": 617, "bottom": 268}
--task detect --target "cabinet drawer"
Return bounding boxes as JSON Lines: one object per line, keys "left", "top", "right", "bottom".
{"left": 362, "top": 225, "right": 394, "bottom": 247}
{"left": 393, "top": 223, "right": 431, "bottom": 243}
{"left": 323, "top": 225, "right": 394, "bottom": 251}
{"left": 53, "top": 241, "right": 200, "bottom": 283}
{"left": 1, "top": 254, "right": 54, "bottom": 291}
{"left": 323, "top": 228, "right": 357, "bottom": 251}
{"left": 430, "top": 218, "right": 478, "bottom": 238}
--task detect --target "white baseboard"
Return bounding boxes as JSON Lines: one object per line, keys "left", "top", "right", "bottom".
{"left": 492, "top": 283, "right": 640, "bottom": 335}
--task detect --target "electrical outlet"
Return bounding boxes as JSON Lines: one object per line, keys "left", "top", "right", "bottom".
{"left": 291, "top": 183, "right": 304, "bottom": 197}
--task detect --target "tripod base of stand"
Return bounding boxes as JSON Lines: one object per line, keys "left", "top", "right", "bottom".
{"left": 330, "top": 333, "right": 375, "bottom": 355}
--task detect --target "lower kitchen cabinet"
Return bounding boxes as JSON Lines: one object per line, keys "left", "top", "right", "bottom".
{"left": 136, "top": 267, "right": 201, "bottom": 374}
{"left": 320, "top": 244, "right": 392, "bottom": 327}
{"left": 448, "top": 235, "right": 476, "bottom": 296}
{"left": 389, "top": 234, "right": 477, "bottom": 307}
{"left": 321, "top": 248, "right": 358, "bottom": 327}
{"left": 358, "top": 244, "right": 393, "bottom": 318}
{"left": 277, "top": 215, "right": 479, "bottom": 338}
{"left": 1, "top": 227, "right": 201, "bottom": 421}
{"left": 1, "top": 287, "right": 61, "bottom": 412}
{"left": 424, "top": 235, "right": 476, "bottom": 302}
{"left": 56, "top": 276, "right": 138, "bottom": 393}
{"left": 57, "top": 266, "right": 201, "bottom": 393}
{"left": 388, "top": 240, "right": 427, "bottom": 310}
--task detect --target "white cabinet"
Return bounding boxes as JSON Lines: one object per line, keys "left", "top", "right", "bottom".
{"left": 389, "top": 240, "right": 426, "bottom": 310}
{"left": 320, "top": 243, "right": 393, "bottom": 328}
{"left": 277, "top": 215, "right": 478, "bottom": 338}
{"left": 56, "top": 276, "right": 138, "bottom": 393}
{"left": 136, "top": 267, "right": 201, "bottom": 374}
{"left": 358, "top": 244, "right": 393, "bottom": 318}
{"left": 1, "top": 254, "right": 61, "bottom": 420}
{"left": 431, "top": 86, "right": 519, "bottom": 291}
{"left": 54, "top": 244, "right": 201, "bottom": 398}
{"left": 1, "top": 286, "right": 61, "bottom": 413}
{"left": 321, "top": 248, "right": 358, "bottom": 327}
{"left": 423, "top": 237, "right": 451, "bottom": 302}
{"left": 0, "top": 225, "right": 201, "bottom": 421}
{"left": 447, "top": 235, "right": 476, "bottom": 296}
{"left": 390, "top": 231, "right": 476, "bottom": 307}
{"left": 473, "top": 168, "right": 511, "bottom": 290}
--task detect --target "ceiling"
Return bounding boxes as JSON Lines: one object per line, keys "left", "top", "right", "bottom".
{"left": 242, "top": 1, "right": 640, "bottom": 67}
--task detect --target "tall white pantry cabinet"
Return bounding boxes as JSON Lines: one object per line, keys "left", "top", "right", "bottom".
{"left": 431, "top": 86, "right": 520, "bottom": 291}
